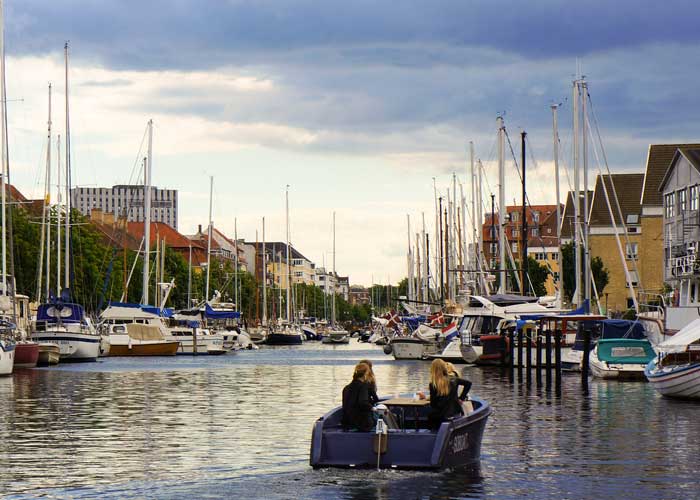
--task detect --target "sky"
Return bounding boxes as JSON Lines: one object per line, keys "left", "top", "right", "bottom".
{"left": 3, "top": 0, "right": 700, "bottom": 286}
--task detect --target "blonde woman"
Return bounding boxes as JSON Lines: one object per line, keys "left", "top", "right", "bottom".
{"left": 423, "top": 359, "right": 472, "bottom": 429}
{"left": 359, "top": 359, "right": 379, "bottom": 405}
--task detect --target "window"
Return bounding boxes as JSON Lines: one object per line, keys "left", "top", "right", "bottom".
{"left": 679, "top": 189, "right": 687, "bottom": 212}
{"left": 626, "top": 214, "right": 639, "bottom": 224}
{"left": 511, "top": 242, "right": 518, "bottom": 252}
{"left": 490, "top": 243, "right": 497, "bottom": 255}
{"left": 532, "top": 211, "right": 540, "bottom": 223}
{"left": 547, "top": 228, "right": 552, "bottom": 234}
{"left": 626, "top": 243, "right": 638, "bottom": 259}
{"left": 511, "top": 212, "right": 519, "bottom": 223}
{"left": 665, "top": 192, "right": 675, "bottom": 218}
{"left": 551, "top": 253, "right": 559, "bottom": 261}
{"left": 691, "top": 185, "right": 699, "bottom": 211}
{"left": 534, "top": 252, "right": 546, "bottom": 261}
{"left": 628, "top": 270, "right": 639, "bottom": 287}
{"left": 531, "top": 227, "right": 539, "bottom": 237}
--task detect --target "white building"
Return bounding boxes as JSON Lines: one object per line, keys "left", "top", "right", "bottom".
{"left": 71, "top": 185, "right": 178, "bottom": 229}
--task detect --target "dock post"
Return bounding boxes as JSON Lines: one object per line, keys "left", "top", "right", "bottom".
{"left": 526, "top": 328, "right": 533, "bottom": 386}
{"left": 535, "top": 334, "right": 542, "bottom": 387}
{"left": 545, "top": 330, "right": 552, "bottom": 389}
{"left": 193, "top": 327, "right": 198, "bottom": 355}
{"left": 508, "top": 329, "right": 515, "bottom": 381}
{"left": 581, "top": 328, "right": 591, "bottom": 390}
{"left": 517, "top": 327, "right": 524, "bottom": 381}
{"left": 554, "top": 329, "right": 562, "bottom": 391}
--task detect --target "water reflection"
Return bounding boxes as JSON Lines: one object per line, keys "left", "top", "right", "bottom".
{"left": 0, "top": 343, "right": 699, "bottom": 499}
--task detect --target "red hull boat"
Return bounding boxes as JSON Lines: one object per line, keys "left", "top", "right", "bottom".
{"left": 14, "top": 342, "right": 39, "bottom": 368}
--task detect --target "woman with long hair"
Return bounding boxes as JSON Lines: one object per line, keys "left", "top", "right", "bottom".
{"left": 341, "top": 362, "right": 375, "bottom": 431}
{"left": 358, "top": 359, "right": 379, "bottom": 405}
{"left": 425, "top": 359, "right": 471, "bottom": 429}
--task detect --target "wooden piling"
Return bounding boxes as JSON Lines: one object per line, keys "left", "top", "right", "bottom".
{"left": 545, "top": 330, "right": 552, "bottom": 388}
{"left": 508, "top": 329, "right": 515, "bottom": 381}
{"left": 193, "top": 327, "right": 198, "bottom": 355}
{"left": 526, "top": 328, "right": 533, "bottom": 386}
{"left": 536, "top": 334, "right": 542, "bottom": 387}
{"left": 554, "top": 329, "right": 562, "bottom": 391}
{"left": 581, "top": 328, "right": 591, "bottom": 390}
{"left": 517, "top": 327, "right": 524, "bottom": 380}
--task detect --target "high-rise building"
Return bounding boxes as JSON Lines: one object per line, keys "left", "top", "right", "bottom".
{"left": 70, "top": 185, "right": 178, "bottom": 229}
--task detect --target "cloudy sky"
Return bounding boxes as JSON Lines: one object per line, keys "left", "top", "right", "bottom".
{"left": 3, "top": 1, "right": 698, "bottom": 285}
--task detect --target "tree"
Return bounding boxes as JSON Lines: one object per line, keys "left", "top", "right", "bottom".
{"left": 524, "top": 256, "right": 551, "bottom": 297}
{"left": 561, "top": 242, "right": 610, "bottom": 304}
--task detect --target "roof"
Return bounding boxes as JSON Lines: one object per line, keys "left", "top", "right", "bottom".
{"left": 128, "top": 221, "right": 203, "bottom": 250}
{"left": 659, "top": 147, "right": 700, "bottom": 192}
{"left": 560, "top": 190, "right": 593, "bottom": 239}
{"left": 589, "top": 173, "right": 644, "bottom": 227}
{"left": 642, "top": 143, "right": 700, "bottom": 206}
{"left": 253, "top": 241, "right": 311, "bottom": 263}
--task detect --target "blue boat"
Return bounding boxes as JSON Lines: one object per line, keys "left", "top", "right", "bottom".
{"left": 310, "top": 395, "right": 491, "bottom": 469}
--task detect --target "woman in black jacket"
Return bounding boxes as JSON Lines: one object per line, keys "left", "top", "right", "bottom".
{"left": 423, "top": 359, "right": 471, "bottom": 430}
{"left": 341, "top": 363, "right": 375, "bottom": 431}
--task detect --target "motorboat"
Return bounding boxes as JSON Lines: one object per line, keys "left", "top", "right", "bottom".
{"left": 36, "top": 343, "right": 60, "bottom": 366}
{"left": 310, "top": 394, "right": 491, "bottom": 469}
{"left": 13, "top": 341, "right": 39, "bottom": 368}
{"left": 390, "top": 324, "right": 441, "bottom": 360}
{"left": 589, "top": 338, "right": 655, "bottom": 380}
{"left": 427, "top": 338, "right": 465, "bottom": 363}
{"left": 321, "top": 327, "right": 350, "bottom": 344}
{"left": 100, "top": 303, "right": 181, "bottom": 356}
{"left": 11, "top": 295, "right": 37, "bottom": 368}
{"left": 247, "top": 326, "right": 268, "bottom": 344}
{"left": 266, "top": 323, "right": 304, "bottom": 345}
{"left": 646, "top": 319, "right": 700, "bottom": 398}
{"left": 31, "top": 300, "right": 100, "bottom": 362}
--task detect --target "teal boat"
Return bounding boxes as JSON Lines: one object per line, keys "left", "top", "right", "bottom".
{"left": 589, "top": 338, "right": 655, "bottom": 380}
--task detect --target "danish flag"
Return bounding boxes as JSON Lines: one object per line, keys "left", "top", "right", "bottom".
{"left": 428, "top": 311, "right": 444, "bottom": 326}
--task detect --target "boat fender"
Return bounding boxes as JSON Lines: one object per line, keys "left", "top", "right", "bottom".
{"left": 373, "top": 417, "right": 388, "bottom": 455}
{"left": 383, "top": 344, "right": 393, "bottom": 355}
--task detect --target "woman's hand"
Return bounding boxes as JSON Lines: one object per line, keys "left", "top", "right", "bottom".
{"left": 417, "top": 391, "right": 426, "bottom": 400}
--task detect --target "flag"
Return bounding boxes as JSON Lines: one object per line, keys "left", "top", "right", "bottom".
{"left": 441, "top": 320, "right": 459, "bottom": 341}
{"left": 428, "top": 311, "right": 444, "bottom": 327}
{"left": 385, "top": 310, "right": 402, "bottom": 328}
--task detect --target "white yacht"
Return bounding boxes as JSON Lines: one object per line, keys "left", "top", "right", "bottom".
{"left": 0, "top": 335, "right": 14, "bottom": 375}
{"left": 31, "top": 302, "right": 100, "bottom": 361}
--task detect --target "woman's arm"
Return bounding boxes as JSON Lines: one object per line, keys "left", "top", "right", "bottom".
{"left": 455, "top": 378, "right": 472, "bottom": 400}
{"left": 357, "top": 384, "right": 373, "bottom": 411}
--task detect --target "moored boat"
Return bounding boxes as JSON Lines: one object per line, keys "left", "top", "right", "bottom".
{"left": 106, "top": 324, "right": 180, "bottom": 356}
{"left": 31, "top": 301, "right": 100, "bottom": 362}
{"left": 310, "top": 394, "right": 491, "bottom": 469}
{"left": 266, "top": 324, "right": 304, "bottom": 345}
{"left": 645, "top": 319, "right": 700, "bottom": 398}
{"left": 13, "top": 341, "right": 39, "bottom": 368}
{"left": 427, "top": 338, "right": 465, "bottom": 363}
{"left": 0, "top": 337, "right": 14, "bottom": 375}
{"left": 36, "top": 343, "right": 60, "bottom": 366}
{"left": 589, "top": 338, "right": 655, "bottom": 380}
{"left": 321, "top": 329, "right": 350, "bottom": 344}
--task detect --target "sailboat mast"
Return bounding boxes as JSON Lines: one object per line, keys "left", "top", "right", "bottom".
{"left": 285, "top": 186, "right": 291, "bottom": 322}
{"left": 582, "top": 80, "right": 591, "bottom": 303}
{"left": 469, "top": 142, "right": 476, "bottom": 292}
{"left": 551, "top": 105, "right": 562, "bottom": 307}
{"left": 262, "top": 217, "right": 267, "bottom": 326}
{"left": 56, "top": 135, "right": 61, "bottom": 295}
{"left": 205, "top": 175, "right": 213, "bottom": 302}
{"left": 406, "top": 214, "right": 412, "bottom": 302}
{"left": 0, "top": 0, "right": 7, "bottom": 297}
{"left": 143, "top": 120, "right": 153, "bottom": 305}
{"left": 64, "top": 43, "right": 71, "bottom": 292}
{"left": 332, "top": 211, "right": 336, "bottom": 325}
{"left": 234, "top": 217, "right": 239, "bottom": 312}
{"left": 572, "top": 80, "right": 581, "bottom": 306}
{"left": 497, "top": 116, "right": 506, "bottom": 294}
{"left": 39, "top": 84, "right": 52, "bottom": 302}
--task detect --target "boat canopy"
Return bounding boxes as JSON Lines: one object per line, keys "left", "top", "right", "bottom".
{"left": 205, "top": 303, "right": 241, "bottom": 319}
{"left": 106, "top": 301, "right": 173, "bottom": 318}
{"left": 596, "top": 338, "right": 655, "bottom": 364}
{"left": 37, "top": 302, "right": 85, "bottom": 323}
{"left": 470, "top": 294, "right": 539, "bottom": 306}
{"left": 656, "top": 318, "right": 700, "bottom": 354}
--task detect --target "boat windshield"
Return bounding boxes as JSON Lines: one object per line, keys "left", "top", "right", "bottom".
{"left": 460, "top": 316, "right": 500, "bottom": 344}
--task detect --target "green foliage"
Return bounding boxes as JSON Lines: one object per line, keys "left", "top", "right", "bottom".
{"left": 561, "top": 242, "right": 610, "bottom": 303}
{"left": 525, "top": 256, "right": 551, "bottom": 297}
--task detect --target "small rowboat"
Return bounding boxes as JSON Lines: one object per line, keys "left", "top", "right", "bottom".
{"left": 310, "top": 394, "right": 491, "bottom": 470}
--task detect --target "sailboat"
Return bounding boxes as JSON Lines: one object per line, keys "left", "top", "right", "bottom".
{"left": 266, "top": 187, "right": 303, "bottom": 345}
{"left": 322, "top": 212, "right": 349, "bottom": 344}
{"left": 30, "top": 43, "right": 100, "bottom": 362}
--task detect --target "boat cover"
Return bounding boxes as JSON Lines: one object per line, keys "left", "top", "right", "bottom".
{"left": 596, "top": 339, "right": 655, "bottom": 364}
{"left": 205, "top": 303, "right": 241, "bottom": 319}
{"left": 656, "top": 318, "right": 700, "bottom": 354}
{"left": 413, "top": 324, "right": 440, "bottom": 342}
{"left": 37, "top": 302, "right": 85, "bottom": 323}
{"left": 126, "top": 323, "right": 165, "bottom": 341}
{"left": 106, "top": 301, "right": 173, "bottom": 318}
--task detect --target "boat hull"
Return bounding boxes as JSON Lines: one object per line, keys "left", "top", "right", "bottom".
{"left": 0, "top": 342, "right": 14, "bottom": 375}
{"left": 645, "top": 359, "right": 700, "bottom": 398}
{"left": 266, "top": 333, "right": 303, "bottom": 345}
{"left": 427, "top": 339, "right": 467, "bottom": 363}
{"left": 30, "top": 332, "right": 100, "bottom": 362}
{"left": 108, "top": 341, "right": 180, "bottom": 356}
{"left": 392, "top": 339, "right": 439, "bottom": 360}
{"left": 14, "top": 342, "right": 39, "bottom": 368}
{"left": 37, "top": 343, "right": 60, "bottom": 366}
{"left": 310, "top": 396, "right": 491, "bottom": 469}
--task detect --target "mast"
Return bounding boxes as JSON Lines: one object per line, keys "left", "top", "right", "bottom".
{"left": 521, "top": 131, "right": 528, "bottom": 295}
{"left": 205, "top": 175, "right": 213, "bottom": 302}
{"left": 497, "top": 116, "right": 506, "bottom": 294}
{"left": 64, "top": 42, "right": 71, "bottom": 293}
{"left": 143, "top": 119, "right": 153, "bottom": 305}
{"left": 422, "top": 212, "right": 428, "bottom": 301}
{"left": 572, "top": 79, "right": 581, "bottom": 306}
{"left": 187, "top": 242, "right": 192, "bottom": 306}
{"left": 38, "top": 84, "right": 52, "bottom": 302}
{"left": 551, "top": 105, "right": 562, "bottom": 307}
{"left": 470, "top": 142, "right": 476, "bottom": 292}
{"left": 0, "top": 0, "right": 7, "bottom": 298}
{"left": 234, "top": 217, "right": 239, "bottom": 311}
{"left": 582, "top": 79, "right": 591, "bottom": 304}
{"left": 406, "top": 214, "right": 412, "bottom": 302}
{"left": 285, "top": 186, "right": 291, "bottom": 322}
{"left": 477, "top": 159, "right": 485, "bottom": 294}
{"left": 56, "top": 135, "right": 61, "bottom": 295}
{"left": 332, "top": 211, "right": 337, "bottom": 325}
{"left": 262, "top": 217, "right": 267, "bottom": 326}
{"left": 438, "top": 197, "right": 444, "bottom": 305}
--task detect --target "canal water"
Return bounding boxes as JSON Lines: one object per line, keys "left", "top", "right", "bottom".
{"left": 0, "top": 341, "right": 698, "bottom": 499}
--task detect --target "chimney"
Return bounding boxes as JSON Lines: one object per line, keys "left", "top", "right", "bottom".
{"left": 198, "top": 224, "right": 202, "bottom": 234}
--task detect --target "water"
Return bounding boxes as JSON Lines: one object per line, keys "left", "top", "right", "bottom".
{"left": 0, "top": 342, "right": 698, "bottom": 499}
